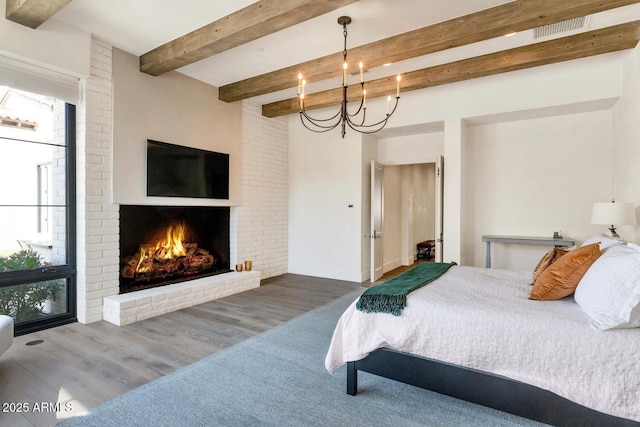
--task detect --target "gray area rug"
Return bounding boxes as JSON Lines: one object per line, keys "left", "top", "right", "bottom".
{"left": 61, "top": 290, "right": 545, "bottom": 426}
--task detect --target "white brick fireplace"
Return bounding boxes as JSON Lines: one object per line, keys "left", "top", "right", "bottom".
{"left": 75, "top": 38, "right": 288, "bottom": 325}
{"left": 103, "top": 271, "right": 261, "bottom": 326}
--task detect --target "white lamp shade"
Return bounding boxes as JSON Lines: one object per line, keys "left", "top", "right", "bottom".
{"left": 591, "top": 202, "right": 637, "bottom": 226}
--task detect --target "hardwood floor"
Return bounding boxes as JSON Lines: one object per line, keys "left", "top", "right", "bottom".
{"left": 0, "top": 273, "right": 363, "bottom": 426}
{"left": 370, "top": 258, "right": 431, "bottom": 286}
{"left": 0, "top": 264, "right": 418, "bottom": 426}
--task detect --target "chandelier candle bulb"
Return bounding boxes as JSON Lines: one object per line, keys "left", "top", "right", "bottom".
{"left": 343, "top": 62, "right": 348, "bottom": 86}
{"left": 387, "top": 95, "right": 391, "bottom": 114}
{"left": 359, "top": 62, "right": 364, "bottom": 82}
{"left": 363, "top": 89, "right": 366, "bottom": 108}
{"left": 396, "top": 75, "right": 401, "bottom": 97}
{"left": 297, "top": 73, "right": 303, "bottom": 95}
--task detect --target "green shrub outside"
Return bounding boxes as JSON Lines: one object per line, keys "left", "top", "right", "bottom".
{"left": 0, "top": 249, "right": 62, "bottom": 322}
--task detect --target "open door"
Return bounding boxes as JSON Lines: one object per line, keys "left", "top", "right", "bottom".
{"left": 435, "top": 155, "right": 444, "bottom": 262}
{"left": 371, "top": 161, "right": 384, "bottom": 282}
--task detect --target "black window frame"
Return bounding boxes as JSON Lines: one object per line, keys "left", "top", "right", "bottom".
{"left": 0, "top": 103, "right": 77, "bottom": 336}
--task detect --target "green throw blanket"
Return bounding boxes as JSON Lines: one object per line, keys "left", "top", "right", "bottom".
{"left": 357, "top": 262, "right": 457, "bottom": 316}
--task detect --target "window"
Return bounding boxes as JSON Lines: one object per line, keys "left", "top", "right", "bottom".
{"left": 0, "top": 86, "right": 76, "bottom": 335}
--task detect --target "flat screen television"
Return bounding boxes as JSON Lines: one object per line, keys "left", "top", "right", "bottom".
{"left": 146, "top": 139, "right": 229, "bottom": 199}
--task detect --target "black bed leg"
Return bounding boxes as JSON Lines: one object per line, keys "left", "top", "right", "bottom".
{"left": 347, "top": 362, "right": 358, "bottom": 395}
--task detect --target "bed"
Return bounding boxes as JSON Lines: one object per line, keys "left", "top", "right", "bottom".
{"left": 325, "top": 251, "right": 640, "bottom": 426}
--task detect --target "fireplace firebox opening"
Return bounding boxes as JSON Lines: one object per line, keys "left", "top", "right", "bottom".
{"left": 119, "top": 205, "right": 231, "bottom": 294}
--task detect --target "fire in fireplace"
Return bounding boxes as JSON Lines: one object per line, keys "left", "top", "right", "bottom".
{"left": 121, "top": 221, "right": 216, "bottom": 281}
{"left": 119, "top": 205, "right": 231, "bottom": 294}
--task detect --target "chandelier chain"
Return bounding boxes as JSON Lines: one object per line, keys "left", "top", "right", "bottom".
{"left": 343, "top": 24, "right": 348, "bottom": 69}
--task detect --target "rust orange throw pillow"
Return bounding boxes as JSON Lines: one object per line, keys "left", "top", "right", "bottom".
{"left": 531, "top": 247, "right": 568, "bottom": 285}
{"left": 529, "top": 243, "right": 601, "bottom": 301}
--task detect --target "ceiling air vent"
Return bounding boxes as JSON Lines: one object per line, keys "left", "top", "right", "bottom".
{"left": 534, "top": 16, "right": 589, "bottom": 39}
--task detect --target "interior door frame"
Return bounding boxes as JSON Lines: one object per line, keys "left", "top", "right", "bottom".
{"left": 370, "top": 161, "right": 384, "bottom": 282}
{"left": 368, "top": 157, "right": 444, "bottom": 277}
{"left": 435, "top": 155, "right": 444, "bottom": 262}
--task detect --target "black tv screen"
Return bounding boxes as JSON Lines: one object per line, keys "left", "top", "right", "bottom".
{"left": 146, "top": 140, "right": 229, "bottom": 199}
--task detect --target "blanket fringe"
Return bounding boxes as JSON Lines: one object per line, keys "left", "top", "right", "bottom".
{"left": 356, "top": 262, "right": 456, "bottom": 316}
{"left": 356, "top": 294, "right": 406, "bottom": 316}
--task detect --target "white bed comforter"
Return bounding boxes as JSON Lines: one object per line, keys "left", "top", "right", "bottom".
{"left": 325, "top": 266, "right": 640, "bottom": 422}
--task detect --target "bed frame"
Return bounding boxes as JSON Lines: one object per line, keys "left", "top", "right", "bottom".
{"left": 347, "top": 348, "right": 639, "bottom": 427}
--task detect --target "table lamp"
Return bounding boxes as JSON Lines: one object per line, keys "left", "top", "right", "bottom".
{"left": 591, "top": 201, "right": 636, "bottom": 239}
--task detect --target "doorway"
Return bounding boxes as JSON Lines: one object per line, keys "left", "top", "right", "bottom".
{"left": 377, "top": 162, "right": 438, "bottom": 276}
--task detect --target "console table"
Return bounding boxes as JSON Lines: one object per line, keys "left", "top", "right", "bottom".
{"left": 481, "top": 235, "right": 575, "bottom": 268}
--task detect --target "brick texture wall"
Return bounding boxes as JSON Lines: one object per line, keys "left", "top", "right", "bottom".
{"left": 237, "top": 102, "right": 288, "bottom": 279}
{"left": 75, "top": 48, "right": 289, "bottom": 323}
{"left": 76, "top": 38, "right": 118, "bottom": 323}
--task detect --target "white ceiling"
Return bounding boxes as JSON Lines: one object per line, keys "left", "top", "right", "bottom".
{"left": 53, "top": 0, "right": 511, "bottom": 86}
{"left": 51, "top": 0, "right": 640, "bottom": 107}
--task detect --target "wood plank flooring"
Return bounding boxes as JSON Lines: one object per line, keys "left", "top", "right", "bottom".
{"left": 0, "top": 273, "right": 365, "bottom": 426}
{"left": 0, "top": 266, "right": 417, "bottom": 426}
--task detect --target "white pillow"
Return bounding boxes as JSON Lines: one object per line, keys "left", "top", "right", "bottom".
{"left": 575, "top": 244, "right": 640, "bottom": 330}
{"left": 628, "top": 241, "right": 640, "bottom": 252}
{"left": 581, "top": 234, "right": 624, "bottom": 252}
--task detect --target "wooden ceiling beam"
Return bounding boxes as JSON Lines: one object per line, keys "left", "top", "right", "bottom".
{"left": 221, "top": 0, "right": 640, "bottom": 103}
{"left": 140, "top": 0, "right": 359, "bottom": 76}
{"left": 262, "top": 21, "right": 640, "bottom": 118}
{"left": 5, "top": 0, "right": 72, "bottom": 29}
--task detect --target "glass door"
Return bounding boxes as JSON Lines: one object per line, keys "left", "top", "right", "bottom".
{"left": 0, "top": 86, "right": 76, "bottom": 335}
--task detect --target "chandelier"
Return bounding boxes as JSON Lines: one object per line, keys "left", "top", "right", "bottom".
{"left": 297, "top": 16, "right": 401, "bottom": 138}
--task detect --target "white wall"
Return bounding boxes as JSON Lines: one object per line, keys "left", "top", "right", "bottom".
{"left": 0, "top": 15, "right": 90, "bottom": 78}
{"left": 377, "top": 132, "right": 444, "bottom": 164}
{"left": 613, "top": 43, "right": 640, "bottom": 243}
{"left": 387, "top": 52, "right": 624, "bottom": 129}
{"left": 76, "top": 38, "right": 119, "bottom": 323}
{"left": 443, "top": 119, "right": 467, "bottom": 263}
{"left": 112, "top": 48, "right": 242, "bottom": 206}
{"left": 464, "top": 110, "right": 613, "bottom": 270}
{"left": 237, "top": 102, "right": 289, "bottom": 279}
{"left": 288, "top": 122, "right": 364, "bottom": 281}
{"left": 288, "top": 51, "right": 629, "bottom": 279}
{"left": 383, "top": 53, "right": 625, "bottom": 266}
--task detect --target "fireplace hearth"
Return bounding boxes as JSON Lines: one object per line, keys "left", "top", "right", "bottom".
{"left": 119, "top": 205, "right": 231, "bottom": 294}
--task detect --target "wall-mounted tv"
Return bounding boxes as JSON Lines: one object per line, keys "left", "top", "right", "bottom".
{"left": 146, "top": 139, "right": 229, "bottom": 199}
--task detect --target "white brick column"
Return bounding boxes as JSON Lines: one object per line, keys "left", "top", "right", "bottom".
{"left": 237, "top": 102, "right": 288, "bottom": 279}
{"left": 76, "top": 38, "right": 118, "bottom": 323}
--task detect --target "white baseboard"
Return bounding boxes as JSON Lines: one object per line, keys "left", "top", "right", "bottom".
{"left": 383, "top": 258, "right": 403, "bottom": 273}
